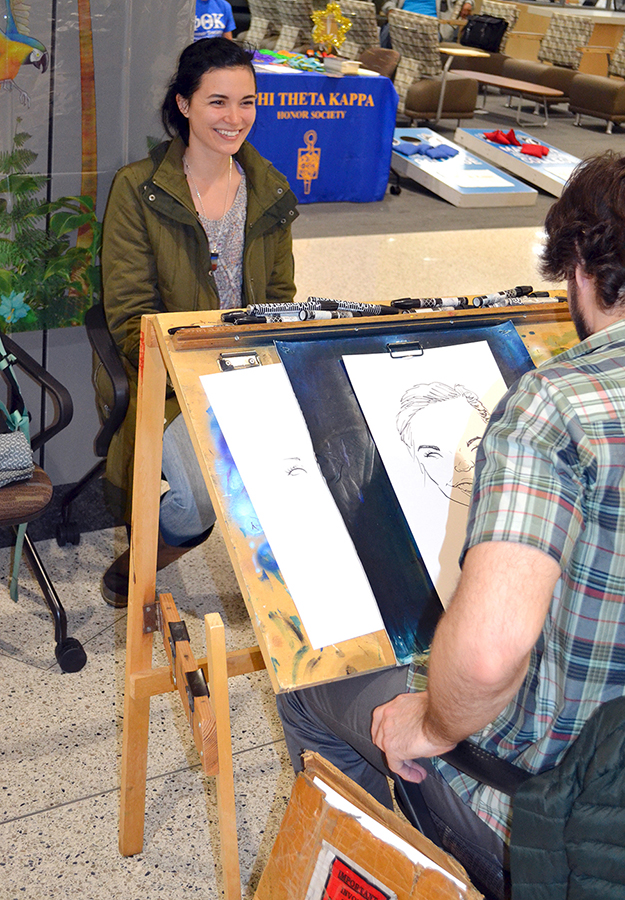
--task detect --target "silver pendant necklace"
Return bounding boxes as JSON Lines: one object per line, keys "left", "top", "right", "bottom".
{"left": 184, "top": 154, "right": 233, "bottom": 271}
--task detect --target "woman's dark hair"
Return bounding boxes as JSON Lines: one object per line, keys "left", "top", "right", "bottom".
{"left": 540, "top": 152, "right": 625, "bottom": 310}
{"left": 161, "top": 38, "right": 256, "bottom": 145}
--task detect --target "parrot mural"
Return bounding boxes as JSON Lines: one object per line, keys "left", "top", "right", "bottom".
{"left": 1, "top": 0, "right": 48, "bottom": 107}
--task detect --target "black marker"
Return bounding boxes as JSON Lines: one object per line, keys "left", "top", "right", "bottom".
{"left": 392, "top": 297, "right": 469, "bottom": 310}
{"left": 481, "top": 286, "right": 534, "bottom": 307}
{"left": 299, "top": 309, "right": 356, "bottom": 320}
{"left": 230, "top": 314, "right": 267, "bottom": 324}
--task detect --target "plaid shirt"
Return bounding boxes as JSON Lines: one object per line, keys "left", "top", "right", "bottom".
{"left": 409, "top": 319, "right": 625, "bottom": 841}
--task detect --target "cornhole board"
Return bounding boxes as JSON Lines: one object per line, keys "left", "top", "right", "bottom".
{"left": 453, "top": 128, "right": 581, "bottom": 197}
{"left": 392, "top": 127, "right": 537, "bottom": 208}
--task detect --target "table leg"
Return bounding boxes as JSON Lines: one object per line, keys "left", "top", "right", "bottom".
{"left": 474, "top": 84, "right": 489, "bottom": 115}
{"left": 435, "top": 55, "right": 454, "bottom": 125}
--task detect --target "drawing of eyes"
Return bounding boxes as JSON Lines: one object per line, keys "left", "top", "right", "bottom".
{"left": 418, "top": 445, "right": 443, "bottom": 459}
{"left": 284, "top": 457, "right": 308, "bottom": 476}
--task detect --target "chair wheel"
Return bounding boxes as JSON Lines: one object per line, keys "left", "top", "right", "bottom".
{"left": 55, "top": 637, "right": 87, "bottom": 673}
{"left": 56, "top": 522, "right": 80, "bottom": 547}
{"left": 390, "top": 184, "right": 401, "bottom": 195}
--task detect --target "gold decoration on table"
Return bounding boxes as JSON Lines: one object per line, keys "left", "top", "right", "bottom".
{"left": 297, "top": 131, "right": 321, "bottom": 196}
{"left": 311, "top": 1, "right": 352, "bottom": 53}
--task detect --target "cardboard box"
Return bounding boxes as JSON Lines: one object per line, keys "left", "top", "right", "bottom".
{"left": 255, "top": 753, "right": 482, "bottom": 900}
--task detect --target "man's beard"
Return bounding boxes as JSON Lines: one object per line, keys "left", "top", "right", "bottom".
{"left": 569, "top": 278, "right": 592, "bottom": 342}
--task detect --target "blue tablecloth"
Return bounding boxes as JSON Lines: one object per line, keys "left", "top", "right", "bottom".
{"left": 249, "top": 69, "right": 399, "bottom": 204}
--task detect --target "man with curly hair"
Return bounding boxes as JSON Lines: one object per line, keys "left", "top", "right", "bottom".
{"left": 277, "top": 153, "right": 625, "bottom": 899}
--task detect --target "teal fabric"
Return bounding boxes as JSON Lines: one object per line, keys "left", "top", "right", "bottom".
{"left": 0, "top": 336, "right": 34, "bottom": 601}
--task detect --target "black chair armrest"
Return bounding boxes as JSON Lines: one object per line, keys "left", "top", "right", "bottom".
{"left": 2, "top": 333, "right": 73, "bottom": 452}
{"left": 85, "top": 303, "right": 130, "bottom": 458}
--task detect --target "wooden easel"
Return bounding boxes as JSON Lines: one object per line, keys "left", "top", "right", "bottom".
{"left": 118, "top": 303, "right": 576, "bottom": 898}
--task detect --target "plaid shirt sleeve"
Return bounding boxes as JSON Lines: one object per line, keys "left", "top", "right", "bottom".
{"left": 461, "top": 368, "right": 586, "bottom": 570}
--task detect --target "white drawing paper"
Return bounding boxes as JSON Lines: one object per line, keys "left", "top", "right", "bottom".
{"left": 313, "top": 777, "right": 466, "bottom": 890}
{"left": 200, "top": 363, "right": 386, "bottom": 650}
{"left": 343, "top": 342, "right": 507, "bottom": 605}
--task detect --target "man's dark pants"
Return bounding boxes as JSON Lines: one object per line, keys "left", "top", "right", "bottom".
{"left": 276, "top": 665, "right": 509, "bottom": 899}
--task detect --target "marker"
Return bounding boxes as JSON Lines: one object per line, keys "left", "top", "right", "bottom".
{"left": 490, "top": 295, "right": 564, "bottom": 307}
{"left": 480, "top": 286, "right": 534, "bottom": 307}
{"left": 229, "top": 314, "right": 267, "bottom": 324}
{"left": 298, "top": 309, "right": 360, "bottom": 320}
{"left": 299, "top": 309, "right": 336, "bottom": 320}
{"left": 168, "top": 323, "right": 212, "bottom": 334}
{"left": 305, "top": 298, "right": 401, "bottom": 316}
{"left": 392, "top": 297, "right": 469, "bottom": 310}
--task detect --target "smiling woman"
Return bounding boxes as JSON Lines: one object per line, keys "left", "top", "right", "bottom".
{"left": 99, "top": 37, "right": 299, "bottom": 607}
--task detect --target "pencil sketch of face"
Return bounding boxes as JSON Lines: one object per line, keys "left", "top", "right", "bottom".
{"left": 396, "top": 382, "right": 490, "bottom": 506}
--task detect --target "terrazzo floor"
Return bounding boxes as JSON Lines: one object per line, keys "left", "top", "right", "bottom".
{"left": 1, "top": 526, "right": 294, "bottom": 899}
{"left": 293, "top": 226, "right": 554, "bottom": 305}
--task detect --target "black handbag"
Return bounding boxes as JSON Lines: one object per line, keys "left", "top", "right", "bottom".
{"left": 460, "top": 14, "right": 508, "bottom": 53}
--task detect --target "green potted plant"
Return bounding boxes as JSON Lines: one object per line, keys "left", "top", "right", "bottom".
{"left": 0, "top": 123, "right": 101, "bottom": 333}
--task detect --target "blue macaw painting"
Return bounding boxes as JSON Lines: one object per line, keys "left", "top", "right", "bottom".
{"left": 1, "top": 0, "right": 48, "bottom": 107}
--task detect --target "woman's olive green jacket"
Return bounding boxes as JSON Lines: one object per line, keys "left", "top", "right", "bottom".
{"left": 100, "top": 136, "right": 298, "bottom": 519}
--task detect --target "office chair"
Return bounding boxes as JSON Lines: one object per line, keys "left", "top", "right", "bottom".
{"left": 239, "top": 0, "right": 281, "bottom": 49}
{"left": 0, "top": 333, "right": 87, "bottom": 672}
{"left": 273, "top": 0, "right": 314, "bottom": 52}
{"left": 387, "top": 8, "right": 478, "bottom": 119}
{"left": 56, "top": 303, "right": 129, "bottom": 547}
{"left": 395, "top": 695, "right": 625, "bottom": 900}
{"left": 340, "top": 0, "right": 381, "bottom": 58}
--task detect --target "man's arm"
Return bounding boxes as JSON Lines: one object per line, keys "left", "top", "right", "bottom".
{"left": 371, "top": 541, "right": 561, "bottom": 782}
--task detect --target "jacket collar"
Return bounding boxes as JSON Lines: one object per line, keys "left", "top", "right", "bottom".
{"left": 150, "top": 136, "right": 195, "bottom": 215}
{"left": 144, "top": 136, "right": 298, "bottom": 229}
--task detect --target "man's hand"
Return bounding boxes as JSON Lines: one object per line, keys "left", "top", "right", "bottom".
{"left": 371, "top": 543, "right": 561, "bottom": 784}
{"left": 371, "top": 691, "right": 456, "bottom": 782}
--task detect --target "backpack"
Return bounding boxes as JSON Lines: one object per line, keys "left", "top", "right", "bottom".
{"left": 460, "top": 14, "right": 508, "bottom": 53}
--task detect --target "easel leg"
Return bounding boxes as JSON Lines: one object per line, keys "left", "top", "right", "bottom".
{"left": 119, "top": 318, "right": 167, "bottom": 856}
{"left": 119, "top": 693, "right": 152, "bottom": 854}
{"left": 205, "top": 612, "right": 242, "bottom": 900}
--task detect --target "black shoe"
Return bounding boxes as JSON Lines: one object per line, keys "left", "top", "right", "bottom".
{"left": 100, "top": 549, "right": 130, "bottom": 608}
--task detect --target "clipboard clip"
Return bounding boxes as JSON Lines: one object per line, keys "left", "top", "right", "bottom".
{"left": 218, "top": 351, "right": 261, "bottom": 372}
{"left": 386, "top": 341, "right": 424, "bottom": 359}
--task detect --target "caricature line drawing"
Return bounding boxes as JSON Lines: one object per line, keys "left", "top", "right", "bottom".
{"left": 396, "top": 381, "right": 490, "bottom": 507}
{"left": 284, "top": 456, "right": 308, "bottom": 476}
